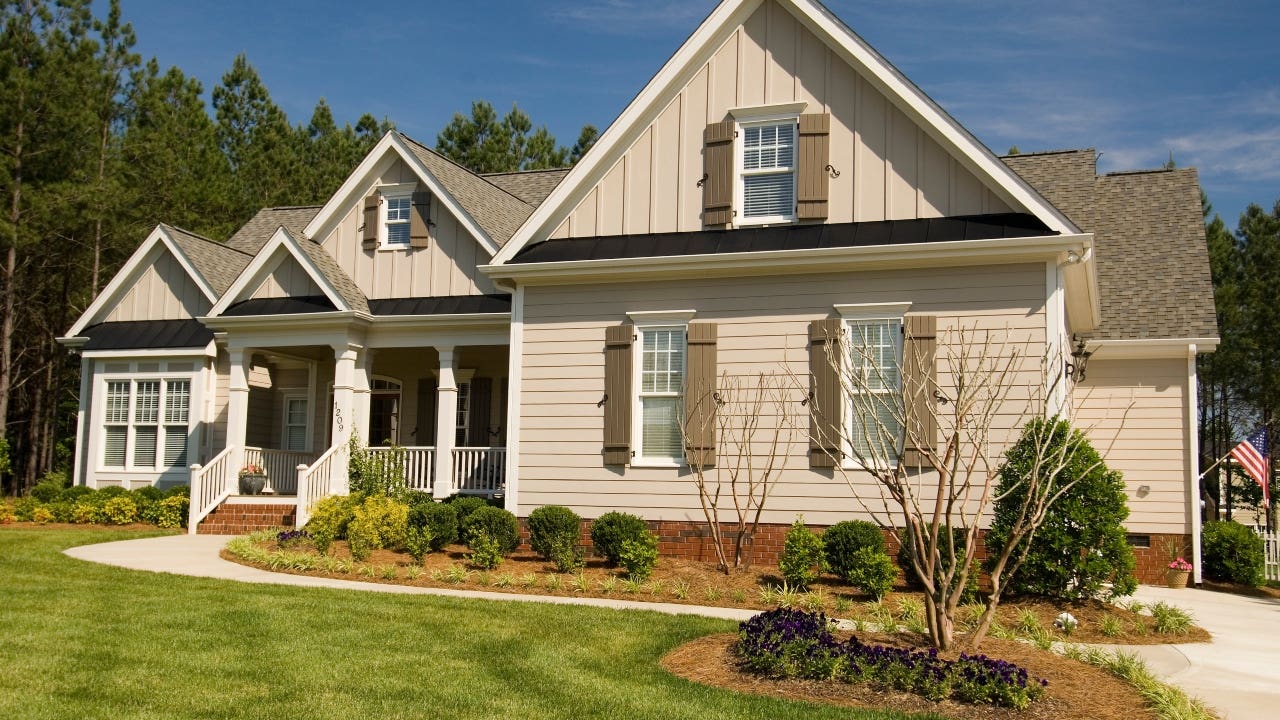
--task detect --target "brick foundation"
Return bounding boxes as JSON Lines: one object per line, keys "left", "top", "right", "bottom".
{"left": 197, "top": 503, "right": 296, "bottom": 535}
{"left": 1129, "top": 533, "right": 1193, "bottom": 585}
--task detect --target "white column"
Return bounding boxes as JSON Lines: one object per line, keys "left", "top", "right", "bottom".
{"left": 331, "top": 343, "right": 359, "bottom": 450}
{"left": 503, "top": 285, "right": 524, "bottom": 514}
{"left": 1187, "top": 343, "right": 1203, "bottom": 585}
{"left": 71, "top": 354, "right": 92, "bottom": 487}
{"left": 226, "top": 346, "right": 251, "bottom": 491}
{"left": 354, "top": 348, "right": 374, "bottom": 444}
{"left": 433, "top": 346, "right": 458, "bottom": 499}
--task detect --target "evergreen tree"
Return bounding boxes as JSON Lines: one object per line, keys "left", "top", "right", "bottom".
{"left": 436, "top": 100, "right": 591, "bottom": 173}
{"left": 213, "top": 54, "right": 300, "bottom": 220}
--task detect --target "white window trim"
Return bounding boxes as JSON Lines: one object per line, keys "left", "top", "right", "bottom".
{"left": 630, "top": 319, "right": 690, "bottom": 468}
{"left": 282, "top": 393, "right": 311, "bottom": 453}
{"left": 95, "top": 364, "right": 197, "bottom": 474}
{"left": 734, "top": 113, "right": 799, "bottom": 227}
{"left": 378, "top": 182, "right": 416, "bottom": 251}
{"left": 834, "top": 303, "right": 912, "bottom": 471}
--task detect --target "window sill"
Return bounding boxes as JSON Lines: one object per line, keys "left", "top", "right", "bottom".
{"left": 736, "top": 216, "right": 797, "bottom": 228}
{"left": 629, "top": 459, "right": 685, "bottom": 469}
{"left": 378, "top": 244, "right": 411, "bottom": 253}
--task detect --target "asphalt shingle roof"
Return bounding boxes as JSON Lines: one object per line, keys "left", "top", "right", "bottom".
{"left": 161, "top": 224, "right": 252, "bottom": 296}
{"left": 482, "top": 168, "right": 570, "bottom": 206}
{"left": 226, "top": 206, "right": 322, "bottom": 254}
{"left": 1003, "top": 150, "right": 1218, "bottom": 341}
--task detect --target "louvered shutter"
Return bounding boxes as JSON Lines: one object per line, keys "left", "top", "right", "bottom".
{"left": 797, "top": 114, "right": 831, "bottom": 220}
{"left": 684, "top": 323, "right": 718, "bottom": 467}
{"left": 361, "top": 194, "right": 379, "bottom": 250}
{"left": 603, "top": 324, "right": 633, "bottom": 465}
{"left": 809, "top": 318, "right": 844, "bottom": 468}
{"left": 468, "top": 377, "right": 492, "bottom": 447}
{"left": 702, "top": 120, "right": 735, "bottom": 227}
{"left": 410, "top": 190, "right": 431, "bottom": 248}
{"left": 901, "top": 315, "right": 938, "bottom": 468}
{"left": 417, "top": 377, "right": 437, "bottom": 445}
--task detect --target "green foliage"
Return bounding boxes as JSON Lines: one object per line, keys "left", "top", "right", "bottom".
{"left": 435, "top": 100, "right": 594, "bottom": 173}
{"left": 897, "top": 526, "right": 979, "bottom": 602}
{"left": 164, "top": 484, "right": 191, "bottom": 499}
{"left": 13, "top": 497, "right": 38, "bottom": 521}
{"left": 347, "top": 495, "right": 410, "bottom": 560}
{"left": 131, "top": 486, "right": 164, "bottom": 503}
{"left": 29, "top": 481, "right": 62, "bottom": 503}
{"left": 404, "top": 526, "right": 435, "bottom": 565}
{"left": 447, "top": 496, "right": 490, "bottom": 527}
{"left": 823, "top": 520, "right": 886, "bottom": 583}
{"left": 95, "top": 486, "right": 129, "bottom": 500}
{"left": 779, "top": 517, "right": 825, "bottom": 589}
{"left": 59, "top": 485, "right": 95, "bottom": 504}
{"left": 408, "top": 499, "right": 458, "bottom": 551}
{"left": 305, "top": 495, "right": 356, "bottom": 554}
{"left": 468, "top": 533, "right": 504, "bottom": 570}
{"left": 986, "top": 417, "right": 1137, "bottom": 600}
{"left": 618, "top": 531, "right": 659, "bottom": 581}
{"left": 0, "top": 502, "right": 14, "bottom": 524}
{"left": 462, "top": 506, "right": 520, "bottom": 555}
{"left": 843, "top": 548, "right": 897, "bottom": 601}
{"left": 528, "top": 505, "right": 582, "bottom": 566}
{"left": 1201, "top": 520, "right": 1265, "bottom": 586}
{"left": 140, "top": 496, "right": 188, "bottom": 528}
{"left": 100, "top": 496, "right": 138, "bottom": 525}
{"left": 589, "top": 511, "right": 649, "bottom": 565}
{"left": 1149, "top": 602, "right": 1194, "bottom": 635}
{"left": 347, "top": 438, "right": 408, "bottom": 500}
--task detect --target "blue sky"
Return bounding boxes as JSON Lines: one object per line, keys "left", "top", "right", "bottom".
{"left": 117, "top": 0, "right": 1278, "bottom": 225}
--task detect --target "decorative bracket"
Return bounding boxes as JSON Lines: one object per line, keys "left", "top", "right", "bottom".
{"left": 696, "top": 173, "right": 709, "bottom": 188}
{"left": 825, "top": 164, "right": 841, "bottom": 178}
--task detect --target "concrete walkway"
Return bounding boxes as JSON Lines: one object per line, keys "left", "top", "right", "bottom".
{"left": 65, "top": 536, "right": 1279, "bottom": 719}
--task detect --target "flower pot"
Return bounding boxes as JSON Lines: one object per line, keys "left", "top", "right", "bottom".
{"left": 239, "top": 473, "right": 266, "bottom": 496}
{"left": 1166, "top": 569, "right": 1190, "bottom": 589}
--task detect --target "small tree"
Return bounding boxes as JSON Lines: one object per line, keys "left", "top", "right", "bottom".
{"left": 681, "top": 371, "right": 797, "bottom": 572}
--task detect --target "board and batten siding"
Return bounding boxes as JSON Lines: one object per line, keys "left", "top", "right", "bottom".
{"left": 250, "top": 258, "right": 323, "bottom": 299}
{"left": 1074, "top": 358, "right": 1191, "bottom": 534}
{"left": 105, "top": 252, "right": 210, "bottom": 322}
{"left": 551, "top": 0, "right": 1010, "bottom": 241}
{"left": 517, "top": 263, "right": 1047, "bottom": 526}
{"left": 318, "top": 157, "right": 500, "bottom": 299}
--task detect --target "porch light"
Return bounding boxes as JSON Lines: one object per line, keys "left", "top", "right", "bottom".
{"left": 1066, "top": 335, "right": 1092, "bottom": 383}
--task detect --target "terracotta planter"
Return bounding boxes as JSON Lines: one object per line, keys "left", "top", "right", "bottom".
{"left": 239, "top": 473, "right": 266, "bottom": 495}
{"left": 1166, "top": 569, "right": 1190, "bottom": 588}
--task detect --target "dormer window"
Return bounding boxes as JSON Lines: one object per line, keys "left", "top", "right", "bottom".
{"left": 384, "top": 193, "right": 412, "bottom": 247}
{"left": 361, "top": 183, "right": 431, "bottom": 251}
{"left": 738, "top": 119, "right": 797, "bottom": 224}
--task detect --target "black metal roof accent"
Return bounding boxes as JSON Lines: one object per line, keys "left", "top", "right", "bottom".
{"left": 222, "top": 296, "right": 337, "bottom": 316}
{"left": 510, "top": 213, "right": 1056, "bottom": 264}
{"left": 81, "top": 320, "right": 214, "bottom": 351}
{"left": 368, "top": 294, "right": 512, "bottom": 316}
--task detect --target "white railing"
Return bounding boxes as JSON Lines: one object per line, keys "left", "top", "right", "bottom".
{"left": 188, "top": 446, "right": 236, "bottom": 534}
{"left": 295, "top": 442, "right": 349, "bottom": 528}
{"left": 244, "top": 446, "right": 316, "bottom": 495}
{"left": 367, "top": 446, "right": 435, "bottom": 492}
{"left": 1256, "top": 527, "right": 1280, "bottom": 582}
{"left": 454, "top": 447, "right": 505, "bottom": 496}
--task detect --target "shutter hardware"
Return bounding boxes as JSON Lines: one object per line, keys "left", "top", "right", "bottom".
{"left": 696, "top": 173, "right": 709, "bottom": 187}
{"left": 825, "top": 164, "right": 841, "bottom": 178}
{"left": 597, "top": 394, "right": 608, "bottom": 408}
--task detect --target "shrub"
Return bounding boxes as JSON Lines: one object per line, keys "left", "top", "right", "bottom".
{"left": 844, "top": 548, "right": 897, "bottom": 600}
{"left": 823, "top": 520, "right": 886, "bottom": 582}
{"left": 47, "top": 502, "right": 74, "bottom": 523}
{"left": 163, "top": 484, "right": 191, "bottom": 499}
{"left": 347, "top": 495, "right": 410, "bottom": 560}
{"left": 29, "top": 481, "right": 63, "bottom": 503}
{"left": 590, "top": 511, "right": 649, "bottom": 565}
{"left": 306, "top": 495, "right": 357, "bottom": 554}
{"left": 0, "top": 502, "right": 14, "bottom": 524}
{"left": 142, "top": 496, "right": 188, "bottom": 529}
{"left": 31, "top": 506, "right": 54, "bottom": 524}
{"left": 409, "top": 501, "right": 458, "bottom": 551}
{"left": 447, "top": 496, "right": 490, "bottom": 527}
{"left": 897, "top": 526, "right": 980, "bottom": 602}
{"left": 404, "top": 525, "right": 435, "bottom": 564}
{"left": 528, "top": 505, "right": 583, "bottom": 565}
{"left": 59, "top": 485, "right": 95, "bottom": 504}
{"left": 72, "top": 501, "right": 102, "bottom": 524}
{"left": 101, "top": 496, "right": 138, "bottom": 525}
{"left": 986, "top": 417, "right": 1137, "bottom": 600}
{"left": 13, "top": 497, "right": 38, "bottom": 521}
{"left": 132, "top": 486, "right": 165, "bottom": 504}
{"left": 1201, "top": 520, "right": 1265, "bottom": 586}
{"left": 348, "top": 439, "right": 408, "bottom": 499}
{"left": 95, "top": 485, "right": 129, "bottom": 500}
{"left": 618, "top": 531, "right": 659, "bottom": 581}
{"left": 468, "top": 533, "right": 504, "bottom": 570}
{"left": 778, "top": 517, "right": 825, "bottom": 589}
{"left": 462, "top": 506, "right": 520, "bottom": 554}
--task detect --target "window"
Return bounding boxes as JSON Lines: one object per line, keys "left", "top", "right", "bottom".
{"left": 636, "top": 327, "right": 685, "bottom": 462}
{"left": 102, "top": 378, "right": 190, "bottom": 470}
{"left": 739, "top": 119, "right": 796, "bottom": 223}
{"left": 384, "top": 194, "right": 411, "bottom": 247}
{"left": 283, "top": 396, "right": 309, "bottom": 452}
{"left": 455, "top": 381, "right": 471, "bottom": 446}
{"left": 845, "top": 318, "right": 903, "bottom": 461}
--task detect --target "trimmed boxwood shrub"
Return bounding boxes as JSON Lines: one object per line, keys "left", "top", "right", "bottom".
{"left": 1202, "top": 520, "right": 1265, "bottom": 586}
{"left": 409, "top": 500, "right": 458, "bottom": 551}
{"left": 95, "top": 485, "right": 129, "bottom": 500}
{"left": 163, "top": 484, "right": 191, "bottom": 499}
{"left": 59, "top": 485, "right": 95, "bottom": 504}
{"left": 29, "top": 481, "right": 63, "bottom": 503}
{"left": 823, "top": 520, "right": 886, "bottom": 580}
{"left": 589, "top": 511, "right": 649, "bottom": 565}
{"left": 618, "top": 531, "right": 659, "bottom": 580}
{"left": 986, "top": 417, "right": 1137, "bottom": 600}
{"left": 131, "top": 486, "right": 165, "bottom": 503}
{"left": 462, "top": 505, "right": 520, "bottom": 554}
{"left": 779, "top": 517, "right": 825, "bottom": 589}
{"left": 448, "top": 496, "right": 490, "bottom": 527}
{"left": 528, "top": 505, "right": 582, "bottom": 560}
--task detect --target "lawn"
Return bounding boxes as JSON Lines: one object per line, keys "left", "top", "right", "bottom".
{"left": 0, "top": 528, "right": 935, "bottom": 720}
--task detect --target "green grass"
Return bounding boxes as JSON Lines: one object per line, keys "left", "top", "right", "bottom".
{"left": 0, "top": 528, "right": 935, "bottom": 720}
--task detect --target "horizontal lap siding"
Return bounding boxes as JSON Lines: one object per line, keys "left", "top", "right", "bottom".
{"left": 518, "top": 264, "right": 1046, "bottom": 525}
{"left": 1074, "top": 358, "right": 1190, "bottom": 534}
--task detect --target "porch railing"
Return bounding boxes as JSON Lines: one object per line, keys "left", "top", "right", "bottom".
{"left": 366, "top": 446, "right": 435, "bottom": 492}
{"left": 1256, "top": 527, "right": 1280, "bottom": 582}
{"left": 454, "top": 447, "right": 505, "bottom": 496}
{"left": 244, "top": 446, "right": 316, "bottom": 495}
{"left": 295, "top": 441, "right": 349, "bottom": 528}
{"left": 188, "top": 446, "right": 236, "bottom": 534}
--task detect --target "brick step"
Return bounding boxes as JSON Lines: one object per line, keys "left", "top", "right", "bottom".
{"left": 197, "top": 502, "right": 296, "bottom": 535}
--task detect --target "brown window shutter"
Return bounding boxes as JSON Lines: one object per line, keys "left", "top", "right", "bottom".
{"left": 702, "top": 120, "right": 735, "bottom": 227}
{"left": 901, "top": 315, "right": 938, "bottom": 468}
{"left": 603, "top": 324, "right": 633, "bottom": 465}
{"left": 684, "top": 323, "right": 718, "bottom": 467}
{"left": 808, "top": 318, "right": 844, "bottom": 468}
{"left": 361, "top": 193, "right": 379, "bottom": 250}
{"left": 416, "top": 377, "right": 437, "bottom": 445}
{"left": 468, "top": 377, "right": 492, "bottom": 447}
{"left": 410, "top": 190, "right": 431, "bottom": 248}
{"left": 797, "top": 113, "right": 830, "bottom": 220}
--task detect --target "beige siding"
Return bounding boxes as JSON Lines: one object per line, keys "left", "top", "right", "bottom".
{"left": 518, "top": 263, "right": 1047, "bottom": 525}
{"left": 106, "top": 252, "right": 210, "bottom": 322}
{"left": 1075, "top": 358, "right": 1191, "bottom": 534}
{"left": 210, "top": 349, "right": 230, "bottom": 451}
{"left": 561, "top": 0, "right": 1011, "bottom": 238}
{"left": 250, "top": 257, "right": 323, "bottom": 299}
{"left": 319, "top": 157, "right": 499, "bottom": 299}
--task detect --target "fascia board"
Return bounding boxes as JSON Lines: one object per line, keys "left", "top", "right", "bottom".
{"left": 1089, "top": 337, "right": 1221, "bottom": 360}
{"left": 302, "top": 132, "right": 400, "bottom": 240}
{"left": 206, "top": 228, "right": 349, "bottom": 317}
{"left": 199, "top": 310, "right": 366, "bottom": 332}
{"left": 483, "top": 233, "right": 1092, "bottom": 286}
{"left": 81, "top": 344, "right": 216, "bottom": 359}
{"left": 67, "top": 226, "right": 169, "bottom": 337}
{"left": 158, "top": 231, "right": 220, "bottom": 305}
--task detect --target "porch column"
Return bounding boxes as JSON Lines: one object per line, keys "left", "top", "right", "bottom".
{"left": 331, "top": 343, "right": 359, "bottom": 451}
{"left": 226, "top": 346, "right": 251, "bottom": 488}
{"left": 353, "top": 349, "right": 374, "bottom": 444}
{"left": 433, "top": 346, "right": 457, "bottom": 499}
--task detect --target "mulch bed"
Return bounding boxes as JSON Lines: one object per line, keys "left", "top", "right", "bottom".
{"left": 661, "top": 632, "right": 1160, "bottom": 720}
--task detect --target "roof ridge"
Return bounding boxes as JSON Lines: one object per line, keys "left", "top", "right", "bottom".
{"left": 397, "top": 131, "right": 536, "bottom": 208}
{"left": 1000, "top": 148, "right": 1095, "bottom": 159}
{"left": 269, "top": 204, "right": 324, "bottom": 210}
{"left": 162, "top": 223, "right": 254, "bottom": 257}
{"left": 1102, "top": 167, "right": 1194, "bottom": 178}
{"left": 482, "top": 167, "right": 571, "bottom": 177}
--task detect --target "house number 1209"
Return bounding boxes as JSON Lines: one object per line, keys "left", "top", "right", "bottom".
{"left": 334, "top": 407, "right": 343, "bottom": 432}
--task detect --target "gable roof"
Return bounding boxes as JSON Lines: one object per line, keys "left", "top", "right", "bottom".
{"left": 1003, "top": 150, "right": 1218, "bottom": 341}
{"left": 482, "top": 168, "right": 570, "bottom": 206}
{"left": 491, "top": 0, "right": 1078, "bottom": 266}
{"left": 207, "top": 226, "right": 368, "bottom": 317}
{"left": 161, "top": 224, "right": 252, "bottom": 296}
{"left": 226, "top": 206, "right": 322, "bottom": 254}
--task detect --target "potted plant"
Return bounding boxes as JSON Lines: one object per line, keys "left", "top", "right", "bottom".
{"left": 238, "top": 464, "right": 266, "bottom": 495}
{"left": 1166, "top": 557, "right": 1192, "bottom": 588}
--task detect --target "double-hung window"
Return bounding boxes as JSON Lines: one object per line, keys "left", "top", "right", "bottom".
{"left": 383, "top": 193, "right": 412, "bottom": 247}
{"left": 636, "top": 326, "right": 686, "bottom": 463}
{"left": 739, "top": 119, "right": 797, "bottom": 224}
{"left": 103, "top": 378, "right": 191, "bottom": 470}
{"left": 455, "top": 381, "right": 472, "bottom": 446}
{"left": 283, "top": 396, "right": 309, "bottom": 452}
{"left": 845, "top": 318, "right": 903, "bottom": 461}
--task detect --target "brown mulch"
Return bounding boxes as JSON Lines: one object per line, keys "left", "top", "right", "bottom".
{"left": 661, "top": 632, "right": 1159, "bottom": 720}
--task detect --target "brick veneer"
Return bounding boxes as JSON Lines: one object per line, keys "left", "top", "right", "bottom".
{"left": 197, "top": 503, "right": 296, "bottom": 535}
{"left": 1130, "top": 533, "right": 1193, "bottom": 585}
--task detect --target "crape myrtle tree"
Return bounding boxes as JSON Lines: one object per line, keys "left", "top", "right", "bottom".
{"left": 805, "top": 321, "right": 1129, "bottom": 650}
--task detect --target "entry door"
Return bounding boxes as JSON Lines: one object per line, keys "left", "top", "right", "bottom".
{"left": 369, "top": 394, "right": 399, "bottom": 446}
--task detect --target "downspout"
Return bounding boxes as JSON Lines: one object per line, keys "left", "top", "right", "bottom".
{"left": 497, "top": 280, "right": 523, "bottom": 516}
{"left": 1187, "top": 343, "right": 1203, "bottom": 585}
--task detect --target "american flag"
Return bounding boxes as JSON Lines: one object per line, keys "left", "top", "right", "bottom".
{"left": 1230, "top": 426, "right": 1270, "bottom": 508}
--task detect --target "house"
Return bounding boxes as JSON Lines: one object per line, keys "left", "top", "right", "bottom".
{"left": 58, "top": 0, "right": 1216, "bottom": 583}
